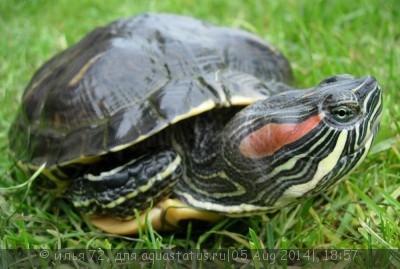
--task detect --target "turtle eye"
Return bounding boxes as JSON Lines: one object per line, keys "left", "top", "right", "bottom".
{"left": 330, "top": 105, "right": 357, "bottom": 122}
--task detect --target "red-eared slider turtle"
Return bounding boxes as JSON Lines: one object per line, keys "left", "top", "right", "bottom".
{"left": 9, "top": 13, "right": 382, "bottom": 234}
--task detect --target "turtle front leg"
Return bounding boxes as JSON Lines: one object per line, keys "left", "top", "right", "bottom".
{"left": 64, "top": 149, "right": 183, "bottom": 234}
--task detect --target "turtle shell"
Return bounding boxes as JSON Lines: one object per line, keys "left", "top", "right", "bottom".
{"left": 9, "top": 13, "right": 292, "bottom": 172}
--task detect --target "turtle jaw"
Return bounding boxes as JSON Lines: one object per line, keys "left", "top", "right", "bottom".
{"left": 86, "top": 199, "right": 223, "bottom": 235}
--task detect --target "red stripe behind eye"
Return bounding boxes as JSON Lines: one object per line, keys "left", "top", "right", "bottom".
{"left": 239, "top": 114, "right": 323, "bottom": 158}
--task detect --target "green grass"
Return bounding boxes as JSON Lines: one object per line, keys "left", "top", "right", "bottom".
{"left": 0, "top": 0, "right": 399, "bottom": 267}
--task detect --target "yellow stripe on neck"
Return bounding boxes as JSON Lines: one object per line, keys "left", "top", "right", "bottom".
{"left": 273, "top": 130, "right": 348, "bottom": 207}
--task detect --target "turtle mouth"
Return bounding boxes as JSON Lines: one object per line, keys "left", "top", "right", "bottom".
{"left": 358, "top": 86, "right": 383, "bottom": 151}
{"left": 355, "top": 114, "right": 381, "bottom": 152}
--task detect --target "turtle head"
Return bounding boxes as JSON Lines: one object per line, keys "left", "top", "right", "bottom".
{"left": 219, "top": 74, "right": 382, "bottom": 212}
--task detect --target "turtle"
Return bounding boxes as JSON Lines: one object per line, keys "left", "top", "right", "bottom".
{"left": 9, "top": 13, "right": 383, "bottom": 235}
